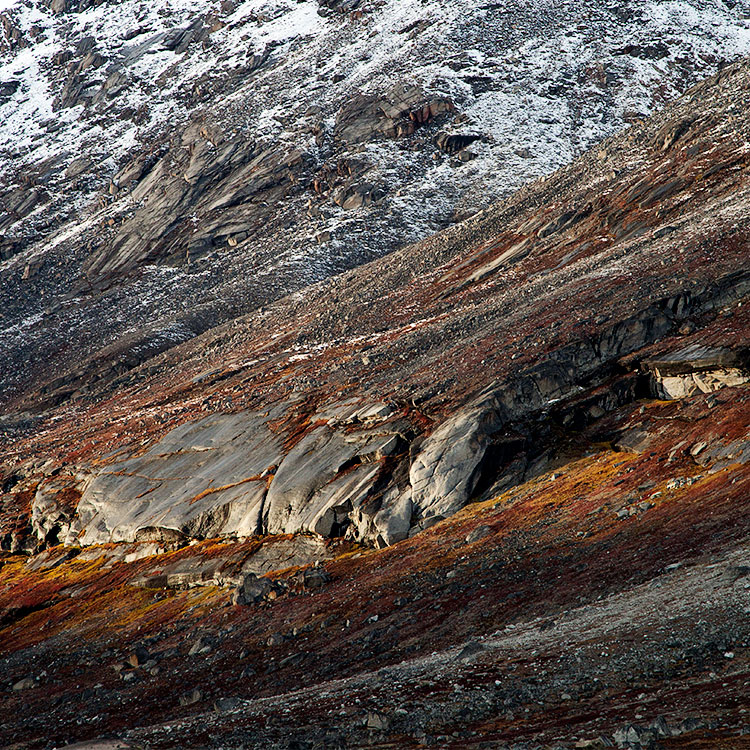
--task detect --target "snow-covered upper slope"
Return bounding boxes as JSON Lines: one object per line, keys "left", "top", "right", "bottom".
{"left": 3, "top": 0, "right": 750, "bottom": 231}
{"left": 1, "top": 0, "right": 750, "bottom": 402}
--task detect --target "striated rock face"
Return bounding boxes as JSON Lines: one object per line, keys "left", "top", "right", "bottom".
{"left": 73, "top": 412, "right": 285, "bottom": 544}
{"left": 61, "top": 281, "right": 743, "bottom": 549}
{"left": 333, "top": 84, "right": 454, "bottom": 145}
{"left": 408, "top": 406, "right": 503, "bottom": 526}
{"left": 30, "top": 474, "right": 84, "bottom": 548}
{"left": 69, "top": 404, "right": 409, "bottom": 545}
{"left": 262, "top": 424, "right": 384, "bottom": 538}
{"left": 83, "top": 132, "right": 310, "bottom": 282}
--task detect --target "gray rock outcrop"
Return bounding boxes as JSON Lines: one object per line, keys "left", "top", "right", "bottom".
{"left": 262, "top": 424, "right": 390, "bottom": 538}
{"left": 232, "top": 572, "right": 275, "bottom": 606}
{"left": 408, "top": 407, "right": 503, "bottom": 525}
{"left": 644, "top": 345, "right": 750, "bottom": 399}
{"left": 72, "top": 412, "right": 285, "bottom": 545}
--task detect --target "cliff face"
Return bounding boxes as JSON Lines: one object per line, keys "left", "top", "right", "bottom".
{"left": 1, "top": 3, "right": 750, "bottom": 748}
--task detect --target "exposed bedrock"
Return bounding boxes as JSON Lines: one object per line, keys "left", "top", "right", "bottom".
{"left": 51, "top": 272, "right": 749, "bottom": 550}
{"left": 72, "top": 411, "right": 286, "bottom": 546}
{"left": 82, "top": 121, "right": 309, "bottom": 284}
{"left": 81, "top": 82, "right": 452, "bottom": 287}
{"left": 643, "top": 344, "right": 750, "bottom": 399}
{"left": 8, "top": 61, "right": 750, "bottom": 555}
{"left": 261, "top": 423, "right": 398, "bottom": 538}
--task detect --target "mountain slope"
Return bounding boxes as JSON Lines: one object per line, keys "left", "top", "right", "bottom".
{"left": 0, "top": 10, "right": 749, "bottom": 750}
{"left": 2, "top": 0, "right": 750, "bottom": 404}
{"left": 3, "top": 56, "right": 748, "bottom": 551}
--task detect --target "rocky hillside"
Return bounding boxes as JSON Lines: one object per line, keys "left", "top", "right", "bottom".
{"left": 3, "top": 51, "right": 750, "bottom": 551}
{"left": 2, "top": 0, "right": 750, "bottom": 406}
{"left": 0, "top": 27, "right": 749, "bottom": 745}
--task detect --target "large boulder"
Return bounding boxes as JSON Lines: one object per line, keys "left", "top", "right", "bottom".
{"left": 232, "top": 572, "right": 276, "bottom": 606}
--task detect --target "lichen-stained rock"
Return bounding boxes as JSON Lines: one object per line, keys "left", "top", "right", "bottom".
{"left": 692, "top": 435, "right": 750, "bottom": 471}
{"left": 30, "top": 474, "right": 85, "bottom": 547}
{"left": 130, "top": 534, "right": 334, "bottom": 589}
{"left": 72, "top": 412, "right": 285, "bottom": 545}
{"left": 24, "top": 545, "right": 79, "bottom": 572}
{"left": 262, "top": 424, "right": 396, "bottom": 538}
{"left": 65, "top": 400, "right": 407, "bottom": 547}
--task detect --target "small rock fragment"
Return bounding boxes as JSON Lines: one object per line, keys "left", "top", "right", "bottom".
{"left": 179, "top": 688, "right": 203, "bottom": 706}
{"left": 12, "top": 677, "right": 36, "bottom": 691}
{"left": 690, "top": 441, "right": 707, "bottom": 456}
{"left": 457, "top": 641, "right": 486, "bottom": 661}
{"left": 188, "top": 636, "right": 212, "bottom": 656}
{"left": 649, "top": 715, "right": 672, "bottom": 737}
{"left": 127, "top": 645, "right": 150, "bottom": 667}
{"left": 465, "top": 524, "right": 492, "bottom": 543}
{"left": 302, "top": 565, "right": 331, "bottom": 591}
{"left": 214, "top": 696, "right": 243, "bottom": 712}
{"left": 366, "top": 711, "right": 390, "bottom": 730}
{"left": 232, "top": 572, "right": 274, "bottom": 606}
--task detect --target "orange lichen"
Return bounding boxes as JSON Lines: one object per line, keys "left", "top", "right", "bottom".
{"left": 188, "top": 476, "right": 264, "bottom": 505}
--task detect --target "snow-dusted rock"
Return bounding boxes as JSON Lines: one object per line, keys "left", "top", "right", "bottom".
{"left": 3, "top": 0, "right": 750, "bottom": 406}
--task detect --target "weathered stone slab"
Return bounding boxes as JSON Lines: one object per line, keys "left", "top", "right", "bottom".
{"left": 73, "top": 412, "right": 285, "bottom": 545}
{"left": 644, "top": 345, "right": 749, "bottom": 398}
{"left": 409, "top": 407, "right": 503, "bottom": 525}
{"left": 644, "top": 345, "right": 746, "bottom": 376}
{"left": 240, "top": 535, "right": 331, "bottom": 575}
{"left": 262, "top": 424, "right": 391, "bottom": 537}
